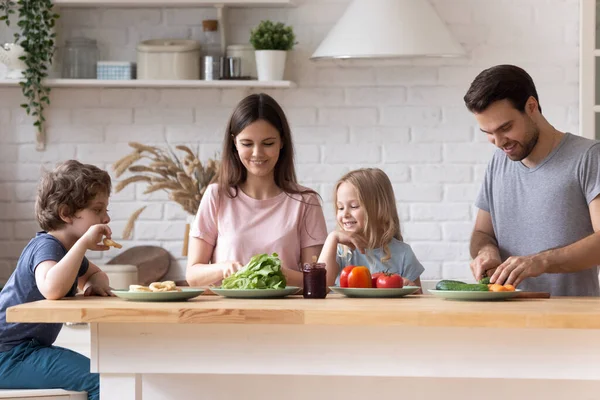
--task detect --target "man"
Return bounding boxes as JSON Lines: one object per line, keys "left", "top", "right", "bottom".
{"left": 464, "top": 64, "right": 600, "bottom": 296}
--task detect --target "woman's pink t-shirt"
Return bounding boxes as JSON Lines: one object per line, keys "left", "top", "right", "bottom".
{"left": 190, "top": 183, "right": 328, "bottom": 271}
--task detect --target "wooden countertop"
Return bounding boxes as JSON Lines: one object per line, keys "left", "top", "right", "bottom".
{"left": 7, "top": 294, "right": 600, "bottom": 329}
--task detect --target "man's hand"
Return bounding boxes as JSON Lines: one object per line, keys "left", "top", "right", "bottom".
{"left": 470, "top": 249, "right": 501, "bottom": 281}
{"left": 490, "top": 254, "right": 548, "bottom": 287}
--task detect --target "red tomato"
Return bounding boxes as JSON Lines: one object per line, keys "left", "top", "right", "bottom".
{"left": 371, "top": 272, "right": 383, "bottom": 288}
{"left": 347, "top": 266, "right": 372, "bottom": 288}
{"left": 339, "top": 266, "right": 356, "bottom": 288}
{"left": 376, "top": 273, "right": 403, "bottom": 289}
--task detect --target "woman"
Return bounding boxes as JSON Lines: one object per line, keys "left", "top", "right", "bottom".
{"left": 186, "top": 93, "right": 328, "bottom": 287}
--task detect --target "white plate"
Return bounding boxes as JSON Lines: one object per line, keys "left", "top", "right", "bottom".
{"left": 329, "top": 286, "right": 420, "bottom": 298}
{"left": 112, "top": 288, "right": 204, "bottom": 302}
{"left": 210, "top": 286, "right": 300, "bottom": 299}
{"left": 428, "top": 289, "right": 520, "bottom": 301}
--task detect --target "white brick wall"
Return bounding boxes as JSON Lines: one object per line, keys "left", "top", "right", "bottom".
{"left": 0, "top": 0, "right": 580, "bottom": 283}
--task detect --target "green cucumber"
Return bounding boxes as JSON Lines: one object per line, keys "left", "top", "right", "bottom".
{"left": 435, "top": 280, "right": 489, "bottom": 291}
{"left": 445, "top": 283, "right": 489, "bottom": 291}
{"left": 479, "top": 276, "right": 491, "bottom": 285}
{"left": 435, "top": 280, "right": 466, "bottom": 290}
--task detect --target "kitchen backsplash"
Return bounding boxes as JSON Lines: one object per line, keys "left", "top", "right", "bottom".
{"left": 0, "top": 0, "right": 579, "bottom": 282}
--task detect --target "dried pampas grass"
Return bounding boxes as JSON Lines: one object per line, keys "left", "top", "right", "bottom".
{"left": 112, "top": 142, "right": 219, "bottom": 239}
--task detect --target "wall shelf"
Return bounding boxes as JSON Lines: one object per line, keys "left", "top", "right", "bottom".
{"left": 52, "top": 0, "right": 294, "bottom": 7}
{"left": 1, "top": 0, "right": 296, "bottom": 150}
{"left": 0, "top": 79, "right": 296, "bottom": 89}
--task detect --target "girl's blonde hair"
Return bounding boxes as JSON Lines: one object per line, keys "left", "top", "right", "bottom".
{"left": 334, "top": 168, "right": 402, "bottom": 264}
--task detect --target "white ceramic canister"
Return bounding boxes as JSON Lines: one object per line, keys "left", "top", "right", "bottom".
{"left": 226, "top": 44, "right": 257, "bottom": 79}
{"left": 137, "top": 39, "right": 201, "bottom": 80}
{"left": 100, "top": 264, "right": 138, "bottom": 289}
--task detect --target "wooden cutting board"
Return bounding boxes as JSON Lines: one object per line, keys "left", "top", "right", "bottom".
{"left": 106, "top": 246, "right": 171, "bottom": 285}
{"left": 514, "top": 291, "right": 551, "bottom": 299}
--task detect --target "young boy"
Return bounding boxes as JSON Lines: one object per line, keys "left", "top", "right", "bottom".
{"left": 0, "top": 160, "right": 116, "bottom": 400}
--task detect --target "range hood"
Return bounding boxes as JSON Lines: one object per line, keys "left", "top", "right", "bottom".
{"left": 310, "top": 0, "right": 465, "bottom": 60}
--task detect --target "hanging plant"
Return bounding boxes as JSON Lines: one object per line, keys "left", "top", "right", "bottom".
{"left": 1, "top": 0, "right": 59, "bottom": 151}
{"left": 0, "top": 1, "right": 16, "bottom": 26}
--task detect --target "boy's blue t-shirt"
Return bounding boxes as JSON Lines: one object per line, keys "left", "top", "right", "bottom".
{"left": 335, "top": 238, "right": 424, "bottom": 284}
{"left": 0, "top": 232, "right": 89, "bottom": 352}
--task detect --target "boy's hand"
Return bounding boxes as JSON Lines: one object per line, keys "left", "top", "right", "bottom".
{"left": 81, "top": 224, "right": 113, "bottom": 251}
{"left": 83, "top": 282, "right": 114, "bottom": 297}
{"left": 103, "top": 238, "right": 122, "bottom": 249}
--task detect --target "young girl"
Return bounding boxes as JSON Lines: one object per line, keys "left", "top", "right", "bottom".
{"left": 186, "top": 93, "right": 328, "bottom": 287}
{"left": 319, "top": 168, "right": 424, "bottom": 290}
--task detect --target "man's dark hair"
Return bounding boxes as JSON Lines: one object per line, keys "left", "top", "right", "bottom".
{"left": 464, "top": 64, "right": 542, "bottom": 114}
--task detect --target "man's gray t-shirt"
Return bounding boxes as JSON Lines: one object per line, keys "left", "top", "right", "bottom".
{"left": 476, "top": 133, "right": 600, "bottom": 296}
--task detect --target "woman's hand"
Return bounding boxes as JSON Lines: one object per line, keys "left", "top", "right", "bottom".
{"left": 221, "top": 261, "right": 244, "bottom": 279}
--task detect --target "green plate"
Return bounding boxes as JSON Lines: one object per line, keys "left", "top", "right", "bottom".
{"left": 428, "top": 289, "right": 520, "bottom": 301}
{"left": 329, "top": 286, "right": 420, "bottom": 298}
{"left": 112, "top": 288, "right": 204, "bottom": 302}
{"left": 211, "top": 286, "right": 301, "bottom": 299}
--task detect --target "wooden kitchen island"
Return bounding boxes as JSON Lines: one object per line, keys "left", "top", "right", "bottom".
{"left": 7, "top": 294, "right": 600, "bottom": 400}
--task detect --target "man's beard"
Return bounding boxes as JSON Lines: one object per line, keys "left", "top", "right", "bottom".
{"left": 510, "top": 120, "right": 539, "bottom": 161}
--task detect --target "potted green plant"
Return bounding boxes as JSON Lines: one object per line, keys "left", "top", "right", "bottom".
{"left": 249, "top": 20, "right": 296, "bottom": 81}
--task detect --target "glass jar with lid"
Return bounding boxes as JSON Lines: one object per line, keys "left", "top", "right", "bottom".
{"left": 202, "top": 19, "right": 221, "bottom": 57}
{"left": 62, "top": 37, "right": 98, "bottom": 79}
{"left": 302, "top": 257, "right": 327, "bottom": 299}
{"left": 201, "top": 19, "right": 222, "bottom": 80}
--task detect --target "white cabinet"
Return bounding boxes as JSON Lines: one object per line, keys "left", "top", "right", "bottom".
{"left": 54, "top": 323, "right": 91, "bottom": 358}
